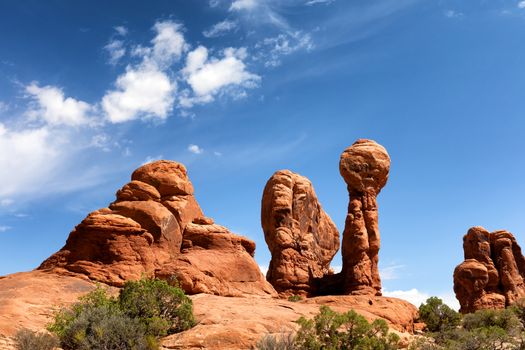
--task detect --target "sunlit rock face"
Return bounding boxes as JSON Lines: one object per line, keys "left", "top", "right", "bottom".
{"left": 39, "top": 160, "right": 276, "bottom": 297}
{"left": 261, "top": 169, "right": 340, "bottom": 296}
{"left": 339, "top": 139, "right": 390, "bottom": 296}
{"left": 454, "top": 226, "right": 525, "bottom": 313}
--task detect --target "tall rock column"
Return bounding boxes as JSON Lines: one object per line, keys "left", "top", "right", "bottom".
{"left": 339, "top": 139, "right": 390, "bottom": 296}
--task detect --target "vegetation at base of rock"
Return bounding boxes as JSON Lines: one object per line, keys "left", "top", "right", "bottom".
{"left": 14, "top": 328, "right": 59, "bottom": 350}
{"left": 48, "top": 277, "right": 194, "bottom": 350}
{"left": 418, "top": 297, "right": 461, "bottom": 332}
{"left": 411, "top": 296, "right": 525, "bottom": 350}
{"left": 288, "top": 295, "right": 303, "bottom": 302}
{"left": 256, "top": 305, "right": 401, "bottom": 350}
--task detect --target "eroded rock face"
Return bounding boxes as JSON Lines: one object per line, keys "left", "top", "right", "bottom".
{"left": 261, "top": 170, "right": 340, "bottom": 296}
{"left": 339, "top": 139, "right": 390, "bottom": 296}
{"left": 454, "top": 226, "right": 525, "bottom": 313}
{"left": 39, "top": 160, "right": 275, "bottom": 297}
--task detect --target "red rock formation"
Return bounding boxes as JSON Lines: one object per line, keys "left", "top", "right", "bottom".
{"left": 261, "top": 170, "right": 340, "bottom": 296}
{"left": 454, "top": 226, "right": 525, "bottom": 313}
{"left": 39, "top": 160, "right": 275, "bottom": 297}
{"left": 339, "top": 139, "right": 390, "bottom": 296}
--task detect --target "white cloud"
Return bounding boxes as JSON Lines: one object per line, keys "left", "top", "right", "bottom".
{"left": 102, "top": 65, "right": 176, "bottom": 123}
{"left": 259, "top": 265, "right": 268, "bottom": 276}
{"left": 383, "top": 288, "right": 460, "bottom": 311}
{"left": 379, "top": 264, "right": 405, "bottom": 281}
{"left": 256, "top": 31, "right": 313, "bottom": 67}
{"left": 181, "top": 46, "right": 260, "bottom": 106}
{"left": 114, "top": 25, "right": 128, "bottom": 36}
{"left": 213, "top": 151, "right": 223, "bottom": 156}
{"left": 519, "top": 1, "right": 525, "bottom": 9}
{"left": 102, "top": 20, "right": 186, "bottom": 123}
{"left": 203, "top": 19, "right": 238, "bottom": 38}
{"left": 188, "top": 144, "right": 203, "bottom": 154}
{"left": 306, "top": 0, "right": 335, "bottom": 5}
{"left": 230, "top": 0, "right": 258, "bottom": 11}
{"left": 149, "top": 21, "right": 188, "bottom": 67}
{"left": 0, "top": 124, "right": 60, "bottom": 198}
{"left": 25, "top": 83, "right": 93, "bottom": 126}
{"left": 105, "top": 40, "right": 126, "bottom": 65}
{"left": 0, "top": 225, "right": 11, "bottom": 232}
{"left": 0, "top": 102, "right": 8, "bottom": 113}
{"left": 209, "top": 0, "right": 220, "bottom": 7}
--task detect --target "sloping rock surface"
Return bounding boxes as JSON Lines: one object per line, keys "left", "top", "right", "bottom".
{"left": 454, "top": 226, "right": 525, "bottom": 313}
{"left": 0, "top": 271, "right": 418, "bottom": 350}
{"left": 261, "top": 170, "right": 339, "bottom": 296}
{"left": 39, "top": 160, "right": 274, "bottom": 297}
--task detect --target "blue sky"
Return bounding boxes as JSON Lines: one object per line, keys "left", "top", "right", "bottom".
{"left": 2, "top": 0, "right": 525, "bottom": 309}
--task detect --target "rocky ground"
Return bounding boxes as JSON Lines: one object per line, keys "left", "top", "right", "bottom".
{"left": 0, "top": 270, "right": 418, "bottom": 350}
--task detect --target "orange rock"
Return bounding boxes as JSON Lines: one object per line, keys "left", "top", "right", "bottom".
{"left": 39, "top": 160, "right": 273, "bottom": 297}
{"left": 0, "top": 271, "right": 417, "bottom": 350}
{"left": 339, "top": 139, "right": 390, "bottom": 296}
{"left": 454, "top": 226, "right": 525, "bottom": 313}
{"left": 261, "top": 170, "right": 339, "bottom": 296}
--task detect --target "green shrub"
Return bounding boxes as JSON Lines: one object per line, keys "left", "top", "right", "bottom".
{"left": 14, "top": 328, "right": 58, "bottom": 350}
{"left": 418, "top": 297, "right": 461, "bottom": 332}
{"left": 293, "top": 306, "right": 400, "bottom": 350}
{"left": 119, "top": 278, "right": 195, "bottom": 335}
{"left": 288, "top": 295, "right": 303, "bottom": 302}
{"left": 48, "top": 277, "right": 195, "bottom": 350}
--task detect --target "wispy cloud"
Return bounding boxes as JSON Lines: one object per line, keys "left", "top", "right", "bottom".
{"left": 444, "top": 10, "right": 463, "bottom": 19}
{"left": 379, "top": 264, "right": 405, "bottom": 281}
{"left": 230, "top": 0, "right": 258, "bottom": 11}
{"left": 0, "top": 225, "right": 11, "bottom": 232}
{"left": 306, "top": 0, "right": 335, "bottom": 6}
{"left": 255, "top": 31, "right": 313, "bottom": 67}
{"left": 519, "top": 1, "right": 525, "bottom": 9}
{"left": 203, "top": 19, "right": 238, "bottom": 38}
{"left": 142, "top": 155, "right": 164, "bottom": 165}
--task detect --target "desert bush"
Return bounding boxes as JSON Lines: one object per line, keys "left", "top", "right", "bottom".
{"left": 14, "top": 328, "right": 58, "bottom": 350}
{"left": 256, "top": 332, "right": 295, "bottom": 350}
{"left": 293, "top": 305, "right": 400, "bottom": 350}
{"left": 412, "top": 298, "right": 525, "bottom": 350}
{"left": 119, "top": 278, "right": 195, "bottom": 335}
{"left": 288, "top": 295, "right": 303, "bottom": 302}
{"left": 418, "top": 297, "right": 461, "bottom": 332}
{"left": 48, "top": 277, "right": 194, "bottom": 350}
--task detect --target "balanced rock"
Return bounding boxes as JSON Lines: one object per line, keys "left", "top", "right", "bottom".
{"left": 339, "top": 139, "right": 390, "bottom": 296}
{"left": 261, "top": 170, "right": 340, "bottom": 296}
{"left": 39, "top": 160, "right": 275, "bottom": 297}
{"left": 454, "top": 226, "right": 525, "bottom": 313}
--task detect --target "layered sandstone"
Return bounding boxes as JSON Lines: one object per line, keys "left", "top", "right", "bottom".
{"left": 339, "top": 139, "right": 390, "bottom": 296}
{"left": 454, "top": 226, "right": 525, "bottom": 313}
{"left": 39, "top": 160, "right": 275, "bottom": 297}
{"left": 261, "top": 170, "right": 340, "bottom": 296}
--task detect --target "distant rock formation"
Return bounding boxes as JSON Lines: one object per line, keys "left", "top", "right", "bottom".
{"left": 261, "top": 170, "right": 340, "bottom": 296}
{"left": 39, "top": 160, "right": 276, "bottom": 297}
{"left": 339, "top": 139, "right": 390, "bottom": 296}
{"left": 454, "top": 226, "right": 525, "bottom": 313}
